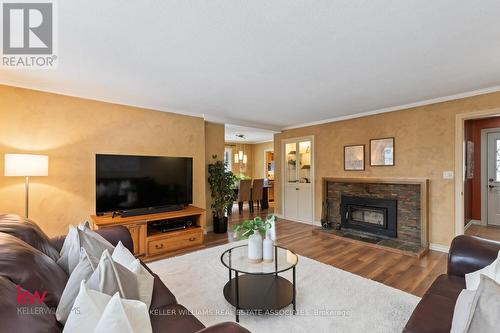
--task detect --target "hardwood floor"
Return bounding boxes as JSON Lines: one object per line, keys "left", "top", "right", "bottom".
{"left": 465, "top": 224, "right": 500, "bottom": 242}
{"left": 169, "top": 203, "right": 448, "bottom": 297}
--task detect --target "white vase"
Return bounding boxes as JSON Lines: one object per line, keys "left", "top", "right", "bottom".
{"left": 268, "top": 218, "right": 276, "bottom": 241}
{"left": 248, "top": 233, "right": 263, "bottom": 263}
{"left": 263, "top": 235, "right": 274, "bottom": 263}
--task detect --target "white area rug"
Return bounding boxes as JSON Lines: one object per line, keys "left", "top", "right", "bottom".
{"left": 148, "top": 241, "right": 419, "bottom": 333}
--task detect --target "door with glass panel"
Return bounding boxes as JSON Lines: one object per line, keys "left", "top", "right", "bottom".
{"left": 487, "top": 132, "right": 500, "bottom": 226}
{"left": 283, "top": 138, "right": 313, "bottom": 223}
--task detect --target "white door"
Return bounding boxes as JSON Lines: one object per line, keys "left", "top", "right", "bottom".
{"left": 487, "top": 132, "right": 500, "bottom": 226}
{"left": 283, "top": 139, "right": 313, "bottom": 223}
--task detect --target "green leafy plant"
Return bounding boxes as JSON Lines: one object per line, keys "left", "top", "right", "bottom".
{"left": 234, "top": 173, "right": 252, "bottom": 181}
{"left": 233, "top": 215, "right": 275, "bottom": 239}
{"left": 208, "top": 155, "right": 236, "bottom": 219}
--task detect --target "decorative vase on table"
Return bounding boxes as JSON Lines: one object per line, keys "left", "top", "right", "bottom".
{"left": 263, "top": 233, "right": 273, "bottom": 263}
{"left": 247, "top": 233, "right": 263, "bottom": 263}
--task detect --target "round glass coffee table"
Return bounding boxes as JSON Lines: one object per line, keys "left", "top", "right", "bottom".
{"left": 220, "top": 244, "right": 298, "bottom": 322}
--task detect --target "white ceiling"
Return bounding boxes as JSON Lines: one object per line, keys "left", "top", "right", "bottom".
{"left": 2, "top": 1, "right": 500, "bottom": 130}
{"left": 225, "top": 124, "right": 276, "bottom": 144}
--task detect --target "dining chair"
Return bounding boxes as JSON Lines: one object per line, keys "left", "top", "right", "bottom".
{"left": 237, "top": 179, "right": 252, "bottom": 214}
{"left": 251, "top": 178, "right": 264, "bottom": 212}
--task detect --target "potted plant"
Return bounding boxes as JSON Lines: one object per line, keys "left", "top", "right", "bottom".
{"left": 208, "top": 155, "right": 236, "bottom": 233}
{"left": 233, "top": 215, "right": 275, "bottom": 263}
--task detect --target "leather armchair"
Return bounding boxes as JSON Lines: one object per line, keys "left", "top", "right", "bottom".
{"left": 404, "top": 235, "right": 500, "bottom": 333}
{"left": 447, "top": 235, "right": 500, "bottom": 277}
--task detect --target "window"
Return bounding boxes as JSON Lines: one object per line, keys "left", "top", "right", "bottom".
{"left": 496, "top": 140, "right": 500, "bottom": 181}
{"left": 224, "top": 147, "right": 232, "bottom": 172}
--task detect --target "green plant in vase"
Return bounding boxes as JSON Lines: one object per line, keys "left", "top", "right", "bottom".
{"left": 233, "top": 216, "right": 272, "bottom": 239}
{"left": 233, "top": 215, "right": 276, "bottom": 263}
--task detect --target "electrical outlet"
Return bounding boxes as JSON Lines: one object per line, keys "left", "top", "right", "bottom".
{"left": 443, "top": 171, "right": 454, "bottom": 179}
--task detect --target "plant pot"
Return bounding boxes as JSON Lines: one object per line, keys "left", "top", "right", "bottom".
{"left": 213, "top": 214, "right": 228, "bottom": 234}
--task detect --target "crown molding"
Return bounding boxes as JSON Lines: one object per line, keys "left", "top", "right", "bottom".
{"left": 282, "top": 85, "right": 500, "bottom": 130}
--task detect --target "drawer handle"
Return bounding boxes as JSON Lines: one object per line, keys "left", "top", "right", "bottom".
{"left": 155, "top": 244, "right": 164, "bottom": 250}
{"left": 188, "top": 237, "right": 196, "bottom": 241}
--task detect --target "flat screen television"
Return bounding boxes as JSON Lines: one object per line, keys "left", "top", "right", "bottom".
{"left": 96, "top": 154, "right": 193, "bottom": 215}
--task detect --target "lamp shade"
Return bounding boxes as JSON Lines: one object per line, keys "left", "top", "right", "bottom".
{"left": 4, "top": 154, "right": 49, "bottom": 177}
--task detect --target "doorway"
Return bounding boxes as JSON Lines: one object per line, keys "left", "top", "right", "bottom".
{"left": 282, "top": 136, "right": 314, "bottom": 224}
{"left": 457, "top": 113, "right": 500, "bottom": 242}
{"left": 264, "top": 149, "right": 275, "bottom": 202}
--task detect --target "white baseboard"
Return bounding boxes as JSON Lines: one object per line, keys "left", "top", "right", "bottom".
{"left": 464, "top": 219, "right": 481, "bottom": 231}
{"left": 429, "top": 243, "right": 450, "bottom": 253}
{"left": 205, "top": 225, "right": 213, "bottom": 233}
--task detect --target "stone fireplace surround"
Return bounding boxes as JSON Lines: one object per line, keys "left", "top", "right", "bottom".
{"left": 321, "top": 177, "right": 429, "bottom": 253}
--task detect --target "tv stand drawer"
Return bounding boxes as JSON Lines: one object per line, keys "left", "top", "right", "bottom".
{"left": 147, "top": 229, "right": 203, "bottom": 256}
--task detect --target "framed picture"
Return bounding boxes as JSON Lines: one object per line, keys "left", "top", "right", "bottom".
{"left": 344, "top": 144, "right": 365, "bottom": 171}
{"left": 370, "top": 137, "right": 394, "bottom": 166}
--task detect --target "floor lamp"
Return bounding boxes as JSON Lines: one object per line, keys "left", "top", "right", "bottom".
{"left": 4, "top": 154, "right": 49, "bottom": 218}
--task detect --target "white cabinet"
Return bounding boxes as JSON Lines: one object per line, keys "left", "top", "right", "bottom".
{"left": 283, "top": 138, "right": 313, "bottom": 223}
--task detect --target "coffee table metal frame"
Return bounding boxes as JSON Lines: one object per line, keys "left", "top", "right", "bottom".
{"left": 220, "top": 244, "right": 298, "bottom": 322}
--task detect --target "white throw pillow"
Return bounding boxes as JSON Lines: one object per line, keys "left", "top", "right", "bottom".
{"left": 87, "top": 249, "right": 140, "bottom": 300}
{"left": 78, "top": 222, "right": 115, "bottom": 257}
{"left": 464, "top": 274, "right": 500, "bottom": 332}
{"left": 56, "top": 248, "right": 98, "bottom": 324}
{"left": 465, "top": 251, "right": 500, "bottom": 290}
{"left": 63, "top": 281, "right": 112, "bottom": 333}
{"left": 112, "top": 241, "right": 154, "bottom": 308}
{"left": 57, "top": 225, "right": 80, "bottom": 274}
{"left": 112, "top": 241, "right": 137, "bottom": 265}
{"left": 450, "top": 289, "right": 476, "bottom": 333}
{"left": 64, "top": 282, "right": 152, "bottom": 333}
{"left": 57, "top": 224, "right": 115, "bottom": 275}
{"left": 94, "top": 293, "right": 152, "bottom": 333}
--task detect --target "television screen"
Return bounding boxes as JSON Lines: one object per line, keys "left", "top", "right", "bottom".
{"left": 96, "top": 154, "right": 193, "bottom": 214}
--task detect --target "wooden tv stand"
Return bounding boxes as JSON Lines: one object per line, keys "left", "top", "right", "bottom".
{"left": 90, "top": 205, "right": 206, "bottom": 262}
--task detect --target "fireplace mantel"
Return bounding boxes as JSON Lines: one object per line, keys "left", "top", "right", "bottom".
{"left": 322, "top": 177, "right": 429, "bottom": 247}
{"left": 323, "top": 177, "right": 429, "bottom": 186}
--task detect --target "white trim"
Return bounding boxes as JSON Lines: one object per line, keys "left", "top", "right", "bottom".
{"left": 430, "top": 243, "right": 450, "bottom": 253}
{"left": 464, "top": 219, "right": 481, "bottom": 231}
{"left": 5, "top": 81, "right": 500, "bottom": 133}
{"left": 0, "top": 80, "right": 284, "bottom": 132}
{"left": 255, "top": 139, "right": 274, "bottom": 144}
{"left": 284, "top": 85, "right": 500, "bottom": 130}
{"left": 455, "top": 108, "right": 500, "bottom": 238}
{"left": 224, "top": 146, "right": 233, "bottom": 173}
{"left": 205, "top": 225, "right": 213, "bottom": 233}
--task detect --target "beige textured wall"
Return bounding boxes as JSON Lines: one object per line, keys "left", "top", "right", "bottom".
{"left": 0, "top": 85, "right": 206, "bottom": 237}
{"left": 205, "top": 122, "right": 225, "bottom": 228}
{"left": 252, "top": 141, "right": 273, "bottom": 179}
{"left": 274, "top": 91, "right": 500, "bottom": 247}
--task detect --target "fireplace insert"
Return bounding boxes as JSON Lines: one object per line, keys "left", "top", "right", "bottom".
{"left": 340, "top": 195, "right": 397, "bottom": 237}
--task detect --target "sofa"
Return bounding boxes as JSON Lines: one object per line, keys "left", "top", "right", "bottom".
{"left": 0, "top": 214, "right": 250, "bottom": 333}
{"left": 403, "top": 235, "right": 500, "bottom": 333}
